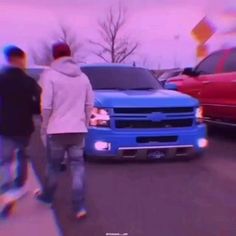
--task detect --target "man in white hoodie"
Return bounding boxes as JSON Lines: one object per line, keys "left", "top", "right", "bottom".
{"left": 35, "top": 43, "right": 94, "bottom": 220}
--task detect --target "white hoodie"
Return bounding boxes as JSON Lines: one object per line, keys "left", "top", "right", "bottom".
{"left": 39, "top": 57, "right": 94, "bottom": 134}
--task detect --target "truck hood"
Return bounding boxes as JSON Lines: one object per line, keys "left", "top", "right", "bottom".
{"left": 94, "top": 89, "right": 198, "bottom": 108}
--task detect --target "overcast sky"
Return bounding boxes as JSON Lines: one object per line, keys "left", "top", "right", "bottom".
{"left": 0, "top": 0, "right": 236, "bottom": 68}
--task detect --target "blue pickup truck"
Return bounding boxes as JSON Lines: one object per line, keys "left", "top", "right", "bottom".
{"left": 28, "top": 64, "right": 207, "bottom": 160}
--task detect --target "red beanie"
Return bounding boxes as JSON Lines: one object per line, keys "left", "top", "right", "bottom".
{"left": 52, "top": 42, "right": 71, "bottom": 59}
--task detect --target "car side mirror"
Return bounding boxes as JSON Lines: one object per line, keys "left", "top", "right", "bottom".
{"left": 182, "top": 67, "right": 199, "bottom": 77}
{"left": 164, "top": 83, "right": 177, "bottom": 91}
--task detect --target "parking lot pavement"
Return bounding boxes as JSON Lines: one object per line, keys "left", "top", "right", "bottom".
{"left": 29, "top": 126, "right": 236, "bottom": 236}
{"left": 0, "top": 165, "right": 59, "bottom": 236}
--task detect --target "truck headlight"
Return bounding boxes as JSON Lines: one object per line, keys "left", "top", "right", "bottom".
{"left": 195, "top": 107, "right": 203, "bottom": 123}
{"left": 90, "top": 108, "right": 110, "bottom": 127}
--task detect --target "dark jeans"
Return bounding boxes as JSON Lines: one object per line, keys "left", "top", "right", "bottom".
{"left": 42, "top": 133, "right": 86, "bottom": 212}
{"left": 0, "top": 136, "right": 30, "bottom": 193}
{"left": 15, "top": 147, "right": 28, "bottom": 188}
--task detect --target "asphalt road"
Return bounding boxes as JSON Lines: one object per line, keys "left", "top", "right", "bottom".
{"left": 29, "top": 126, "right": 236, "bottom": 236}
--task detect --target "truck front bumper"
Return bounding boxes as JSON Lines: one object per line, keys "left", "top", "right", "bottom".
{"left": 85, "top": 124, "right": 207, "bottom": 159}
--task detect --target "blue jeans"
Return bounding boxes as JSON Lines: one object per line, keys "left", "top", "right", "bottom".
{"left": 0, "top": 136, "right": 29, "bottom": 194}
{"left": 42, "top": 133, "right": 86, "bottom": 212}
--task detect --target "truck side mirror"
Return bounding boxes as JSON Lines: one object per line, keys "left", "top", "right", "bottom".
{"left": 182, "top": 67, "right": 199, "bottom": 77}
{"left": 164, "top": 83, "right": 177, "bottom": 91}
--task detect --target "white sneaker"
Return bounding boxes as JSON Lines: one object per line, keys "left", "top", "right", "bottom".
{"left": 3, "top": 187, "right": 28, "bottom": 201}
{"left": 0, "top": 196, "right": 16, "bottom": 218}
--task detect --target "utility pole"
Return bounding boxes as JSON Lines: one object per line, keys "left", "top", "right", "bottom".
{"left": 173, "top": 34, "right": 180, "bottom": 68}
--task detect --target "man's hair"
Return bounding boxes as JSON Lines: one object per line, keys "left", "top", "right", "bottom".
{"left": 3, "top": 45, "right": 26, "bottom": 61}
{"left": 52, "top": 42, "right": 71, "bottom": 59}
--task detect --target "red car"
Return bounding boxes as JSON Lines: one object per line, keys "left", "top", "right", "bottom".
{"left": 167, "top": 47, "right": 236, "bottom": 125}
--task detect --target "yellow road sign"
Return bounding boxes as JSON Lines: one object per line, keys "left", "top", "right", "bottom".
{"left": 192, "top": 17, "right": 216, "bottom": 44}
{"left": 196, "top": 44, "right": 208, "bottom": 59}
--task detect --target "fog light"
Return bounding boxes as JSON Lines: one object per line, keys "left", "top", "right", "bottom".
{"left": 94, "top": 141, "right": 111, "bottom": 151}
{"left": 198, "top": 138, "right": 208, "bottom": 148}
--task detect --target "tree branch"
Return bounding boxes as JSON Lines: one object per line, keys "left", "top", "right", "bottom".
{"left": 89, "top": 40, "right": 111, "bottom": 52}
{"left": 89, "top": 3, "right": 138, "bottom": 63}
{"left": 93, "top": 51, "right": 110, "bottom": 63}
{"left": 31, "top": 23, "right": 83, "bottom": 65}
{"left": 117, "top": 43, "right": 139, "bottom": 63}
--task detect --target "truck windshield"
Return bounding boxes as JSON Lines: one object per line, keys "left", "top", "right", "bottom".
{"left": 26, "top": 68, "right": 44, "bottom": 81}
{"left": 81, "top": 66, "right": 161, "bottom": 90}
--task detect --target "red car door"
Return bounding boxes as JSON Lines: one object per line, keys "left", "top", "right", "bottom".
{"left": 200, "top": 73, "right": 233, "bottom": 120}
{"left": 219, "top": 48, "right": 236, "bottom": 122}
{"left": 180, "top": 50, "right": 224, "bottom": 118}
{"left": 231, "top": 74, "right": 236, "bottom": 122}
{"left": 200, "top": 48, "right": 236, "bottom": 122}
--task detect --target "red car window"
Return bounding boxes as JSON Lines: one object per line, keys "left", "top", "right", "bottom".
{"left": 223, "top": 48, "right": 236, "bottom": 73}
{"left": 215, "top": 48, "right": 232, "bottom": 73}
{"left": 195, "top": 50, "right": 224, "bottom": 75}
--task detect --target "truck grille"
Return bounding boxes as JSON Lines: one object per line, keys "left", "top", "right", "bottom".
{"left": 137, "top": 136, "right": 178, "bottom": 143}
{"left": 114, "top": 107, "right": 194, "bottom": 114}
{"left": 115, "top": 119, "right": 193, "bottom": 129}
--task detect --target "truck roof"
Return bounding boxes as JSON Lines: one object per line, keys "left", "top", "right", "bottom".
{"left": 81, "top": 63, "right": 144, "bottom": 69}
{"left": 28, "top": 63, "right": 145, "bottom": 70}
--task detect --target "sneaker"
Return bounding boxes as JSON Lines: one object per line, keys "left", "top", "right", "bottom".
{"left": 0, "top": 183, "right": 12, "bottom": 194}
{"left": 4, "top": 187, "right": 28, "bottom": 200}
{"left": 33, "top": 189, "right": 52, "bottom": 207}
{"left": 75, "top": 208, "right": 87, "bottom": 220}
{"left": 0, "top": 196, "right": 16, "bottom": 219}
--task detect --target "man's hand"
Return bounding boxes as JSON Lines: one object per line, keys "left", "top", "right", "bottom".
{"left": 40, "top": 127, "right": 47, "bottom": 147}
{"left": 40, "top": 109, "right": 52, "bottom": 147}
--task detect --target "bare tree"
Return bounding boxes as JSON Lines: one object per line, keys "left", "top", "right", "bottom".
{"left": 31, "top": 42, "right": 52, "bottom": 66}
{"left": 31, "top": 23, "right": 84, "bottom": 66}
{"left": 90, "top": 5, "right": 139, "bottom": 63}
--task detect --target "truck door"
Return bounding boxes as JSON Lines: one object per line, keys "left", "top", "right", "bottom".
{"left": 219, "top": 48, "right": 236, "bottom": 122}
{"left": 193, "top": 50, "right": 225, "bottom": 118}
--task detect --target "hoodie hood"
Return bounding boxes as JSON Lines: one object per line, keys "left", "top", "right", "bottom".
{"left": 51, "top": 57, "right": 82, "bottom": 77}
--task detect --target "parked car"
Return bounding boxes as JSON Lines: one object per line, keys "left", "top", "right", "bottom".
{"left": 167, "top": 47, "right": 236, "bottom": 125}
{"left": 158, "top": 69, "right": 182, "bottom": 85}
{"left": 28, "top": 64, "right": 207, "bottom": 159}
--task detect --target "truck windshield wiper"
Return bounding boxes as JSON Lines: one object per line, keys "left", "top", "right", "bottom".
{"left": 96, "top": 88, "right": 126, "bottom": 90}
{"left": 96, "top": 87, "right": 156, "bottom": 91}
{"left": 128, "top": 88, "right": 156, "bottom": 90}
